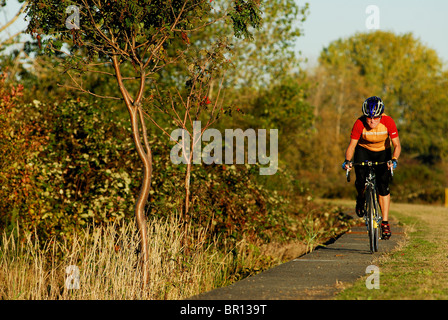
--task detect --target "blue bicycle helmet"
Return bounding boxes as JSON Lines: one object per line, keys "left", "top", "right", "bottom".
{"left": 362, "top": 96, "right": 384, "bottom": 118}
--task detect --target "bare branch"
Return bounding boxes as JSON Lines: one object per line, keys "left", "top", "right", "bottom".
{"left": 141, "top": 108, "right": 175, "bottom": 140}
{"left": 85, "top": 68, "right": 115, "bottom": 77}
{"left": 172, "top": 15, "right": 228, "bottom": 33}
{"left": 0, "top": 30, "right": 22, "bottom": 46}
{"left": 140, "top": 27, "right": 164, "bottom": 57}
{"left": 143, "top": 35, "right": 169, "bottom": 70}
{"left": 168, "top": 91, "right": 184, "bottom": 128}
{"left": 58, "top": 83, "right": 122, "bottom": 100}
{"left": 207, "top": 73, "right": 226, "bottom": 126}
{"left": 143, "top": 0, "right": 188, "bottom": 70}
{"left": 124, "top": 30, "right": 140, "bottom": 72}
{"left": 0, "top": 1, "right": 27, "bottom": 34}
{"left": 151, "top": 50, "right": 186, "bottom": 73}
{"left": 61, "top": 70, "right": 120, "bottom": 100}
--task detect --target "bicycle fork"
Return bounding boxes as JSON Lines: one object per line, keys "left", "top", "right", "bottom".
{"left": 364, "top": 196, "right": 382, "bottom": 235}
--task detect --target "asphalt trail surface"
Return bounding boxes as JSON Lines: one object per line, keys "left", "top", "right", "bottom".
{"left": 190, "top": 212, "right": 404, "bottom": 300}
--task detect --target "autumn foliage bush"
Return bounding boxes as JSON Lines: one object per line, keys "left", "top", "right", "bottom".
{"left": 1, "top": 98, "right": 138, "bottom": 238}
{"left": 0, "top": 71, "right": 46, "bottom": 235}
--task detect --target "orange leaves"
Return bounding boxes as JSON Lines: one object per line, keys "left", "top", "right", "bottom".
{"left": 13, "top": 84, "right": 24, "bottom": 97}
{"left": 0, "top": 71, "right": 24, "bottom": 108}
{"left": 181, "top": 32, "right": 190, "bottom": 45}
{"left": 37, "top": 34, "right": 42, "bottom": 49}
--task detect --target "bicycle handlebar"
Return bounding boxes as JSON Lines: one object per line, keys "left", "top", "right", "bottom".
{"left": 346, "top": 160, "right": 394, "bottom": 182}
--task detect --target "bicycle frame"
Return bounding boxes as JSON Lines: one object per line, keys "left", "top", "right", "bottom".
{"left": 365, "top": 164, "right": 381, "bottom": 252}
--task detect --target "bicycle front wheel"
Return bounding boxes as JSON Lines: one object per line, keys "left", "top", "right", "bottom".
{"left": 373, "top": 191, "right": 380, "bottom": 252}
{"left": 366, "top": 187, "right": 376, "bottom": 254}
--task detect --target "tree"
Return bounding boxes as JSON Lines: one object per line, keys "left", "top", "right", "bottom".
{"left": 24, "top": 0, "right": 262, "bottom": 286}
{"left": 318, "top": 31, "right": 447, "bottom": 163}
{"left": 304, "top": 60, "right": 369, "bottom": 176}
{"left": 303, "top": 30, "right": 448, "bottom": 200}
{"left": 308, "top": 31, "right": 448, "bottom": 166}
{"left": 239, "top": 75, "right": 314, "bottom": 175}
{"left": 209, "top": 0, "right": 309, "bottom": 90}
{"left": 152, "top": 1, "right": 310, "bottom": 126}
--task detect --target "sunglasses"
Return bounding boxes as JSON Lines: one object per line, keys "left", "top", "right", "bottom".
{"left": 366, "top": 116, "right": 381, "bottom": 120}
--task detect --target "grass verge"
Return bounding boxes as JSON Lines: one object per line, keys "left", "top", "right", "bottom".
{"left": 0, "top": 216, "right": 272, "bottom": 300}
{"left": 0, "top": 200, "right": 352, "bottom": 300}
{"left": 335, "top": 203, "right": 448, "bottom": 300}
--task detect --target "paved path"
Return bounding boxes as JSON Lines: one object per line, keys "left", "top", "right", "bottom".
{"left": 190, "top": 213, "right": 404, "bottom": 300}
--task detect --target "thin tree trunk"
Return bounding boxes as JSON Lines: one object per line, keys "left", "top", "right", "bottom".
{"left": 132, "top": 106, "right": 152, "bottom": 287}
{"left": 112, "top": 56, "right": 151, "bottom": 287}
{"left": 184, "top": 162, "right": 191, "bottom": 217}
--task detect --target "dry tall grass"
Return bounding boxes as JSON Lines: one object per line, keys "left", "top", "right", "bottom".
{"left": 0, "top": 215, "right": 240, "bottom": 300}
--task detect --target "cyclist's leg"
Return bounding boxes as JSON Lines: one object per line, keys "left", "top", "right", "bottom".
{"left": 378, "top": 193, "right": 390, "bottom": 222}
{"left": 376, "top": 152, "right": 392, "bottom": 239}
{"left": 378, "top": 191, "right": 391, "bottom": 239}
{"left": 354, "top": 146, "right": 369, "bottom": 217}
{"left": 354, "top": 167, "right": 367, "bottom": 217}
{"left": 376, "top": 163, "right": 391, "bottom": 220}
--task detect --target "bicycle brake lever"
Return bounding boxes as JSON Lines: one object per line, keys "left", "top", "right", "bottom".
{"left": 387, "top": 160, "right": 394, "bottom": 177}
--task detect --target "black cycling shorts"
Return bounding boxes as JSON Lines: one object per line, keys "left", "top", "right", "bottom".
{"left": 354, "top": 145, "right": 392, "bottom": 196}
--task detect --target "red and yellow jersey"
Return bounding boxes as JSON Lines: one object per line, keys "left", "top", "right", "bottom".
{"left": 350, "top": 114, "right": 399, "bottom": 152}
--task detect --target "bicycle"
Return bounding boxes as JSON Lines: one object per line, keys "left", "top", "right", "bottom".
{"left": 346, "top": 160, "right": 394, "bottom": 254}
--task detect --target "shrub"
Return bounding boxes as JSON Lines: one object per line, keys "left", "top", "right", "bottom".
{"left": 0, "top": 71, "right": 45, "bottom": 235}
{"left": 1, "top": 94, "right": 296, "bottom": 245}
{"left": 1, "top": 97, "right": 140, "bottom": 239}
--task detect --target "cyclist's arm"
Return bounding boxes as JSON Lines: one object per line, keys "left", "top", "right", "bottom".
{"left": 387, "top": 136, "right": 401, "bottom": 169}
{"left": 391, "top": 136, "right": 401, "bottom": 160}
{"left": 344, "top": 138, "right": 358, "bottom": 169}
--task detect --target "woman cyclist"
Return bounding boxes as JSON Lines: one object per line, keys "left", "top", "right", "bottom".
{"left": 342, "top": 96, "right": 401, "bottom": 240}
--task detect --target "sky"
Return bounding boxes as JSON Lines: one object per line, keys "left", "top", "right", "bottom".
{"left": 2, "top": 1, "right": 448, "bottom": 68}
{"left": 295, "top": 0, "right": 448, "bottom": 68}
